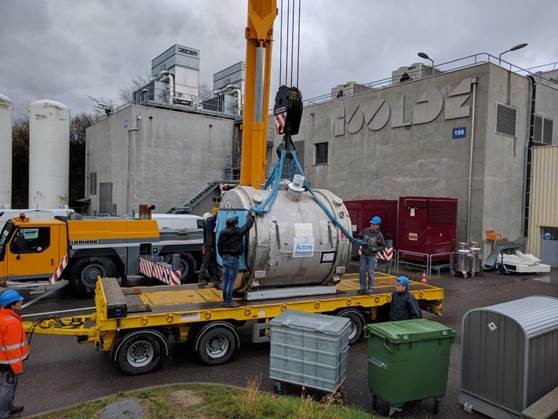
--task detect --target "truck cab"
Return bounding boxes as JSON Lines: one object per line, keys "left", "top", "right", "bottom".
{"left": 0, "top": 217, "right": 67, "bottom": 282}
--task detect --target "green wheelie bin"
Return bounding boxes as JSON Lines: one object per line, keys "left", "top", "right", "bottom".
{"left": 364, "top": 319, "right": 455, "bottom": 417}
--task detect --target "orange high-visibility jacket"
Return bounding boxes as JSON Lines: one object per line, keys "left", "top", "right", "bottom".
{"left": 0, "top": 309, "right": 29, "bottom": 375}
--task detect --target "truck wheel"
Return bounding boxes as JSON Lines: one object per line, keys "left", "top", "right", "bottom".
{"left": 178, "top": 253, "right": 196, "bottom": 283}
{"left": 116, "top": 333, "right": 163, "bottom": 375}
{"left": 196, "top": 326, "right": 236, "bottom": 365}
{"left": 70, "top": 257, "right": 116, "bottom": 296}
{"left": 163, "top": 252, "right": 196, "bottom": 283}
{"left": 337, "top": 309, "right": 365, "bottom": 345}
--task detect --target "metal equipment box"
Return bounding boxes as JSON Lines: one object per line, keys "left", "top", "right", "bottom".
{"left": 397, "top": 196, "right": 457, "bottom": 263}
{"left": 365, "top": 319, "right": 455, "bottom": 416}
{"left": 460, "top": 296, "right": 558, "bottom": 419}
{"left": 345, "top": 199, "right": 398, "bottom": 246}
{"left": 269, "top": 310, "right": 351, "bottom": 393}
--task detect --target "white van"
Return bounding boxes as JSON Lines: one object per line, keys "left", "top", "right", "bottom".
{"left": 151, "top": 213, "right": 204, "bottom": 231}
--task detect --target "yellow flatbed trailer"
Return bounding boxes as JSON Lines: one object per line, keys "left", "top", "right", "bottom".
{"left": 24, "top": 272, "right": 444, "bottom": 375}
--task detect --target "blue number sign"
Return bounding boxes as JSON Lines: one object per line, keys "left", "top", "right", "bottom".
{"left": 452, "top": 127, "right": 467, "bottom": 139}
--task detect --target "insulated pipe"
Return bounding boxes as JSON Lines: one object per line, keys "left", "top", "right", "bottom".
{"left": 255, "top": 46, "right": 265, "bottom": 122}
{"left": 154, "top": 71, "right": 174, "bottom": 105}
{"left": 214, "top": 84, "right": 243, "bottom": 115}
{"left": 167, "top": 73, "right": 174, "bottom": 105}
{"left": 466, "top": 77, "right": 478, "bottom": 242}
{"left": 126, "top": 115, "right": 141, "bottom": 214}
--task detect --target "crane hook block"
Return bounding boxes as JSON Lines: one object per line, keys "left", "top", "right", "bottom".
{"left": 273, "top": 85, "right": 303, "bottom": 135}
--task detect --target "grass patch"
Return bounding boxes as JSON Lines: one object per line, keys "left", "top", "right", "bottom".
{"left": 35, "top": 379, "right": 380, "bottom": 419}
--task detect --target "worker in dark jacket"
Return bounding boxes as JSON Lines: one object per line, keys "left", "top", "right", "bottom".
{"left": 390, "top": 276, "right": 421, "bottom": 321}
{"left": 199, "top": 212, "right": 220, "bottom": 287}
{"left": 357, "top": 216, "right": 386, "bottom": 294}
{"left": 217, "top": 211, "right": 255, "bottom": 307}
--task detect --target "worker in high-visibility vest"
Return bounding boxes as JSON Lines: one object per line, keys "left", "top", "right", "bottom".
{"left": 0, "top": 290, "right": 27, "bottom": 418}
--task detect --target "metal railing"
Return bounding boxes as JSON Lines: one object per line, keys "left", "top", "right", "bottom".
{"left": 303, "top": 52, "right": 558, "bottom": 107}
{"left": 395, "top": 250, "right": 453, "bottom": 281}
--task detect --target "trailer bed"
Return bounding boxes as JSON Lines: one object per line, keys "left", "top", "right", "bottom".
{"left": 23, "top": 272, "right": 444, "bottom": 374}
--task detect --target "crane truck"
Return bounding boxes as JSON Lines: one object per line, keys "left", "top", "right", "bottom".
{"left": 0, "top": 211, "right": 204, "bottom": 295}
{"left": 23, "top": 0, "right": 446, "bottom": 377}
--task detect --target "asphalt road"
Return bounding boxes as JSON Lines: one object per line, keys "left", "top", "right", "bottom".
{"left": 17, "top": 268, "right": 558, "bottom": 418}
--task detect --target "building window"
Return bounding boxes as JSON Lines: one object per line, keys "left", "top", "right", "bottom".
{"left": 496, "top": 104, "right": 517, "bottom": 137}
{"left": 314, "top": 142, "right": 328, "bottom": 165}
{"left": 534, "top": 114, "right": 554, "bottom": 144}
{"left": 543, "top": 118, "right": 554, "bottom": 144}
{"left": 89, "top": 172, "right": 97, "bottom": 195}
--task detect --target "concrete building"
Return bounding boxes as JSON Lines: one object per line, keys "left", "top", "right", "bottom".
{"left": 86, "top": 105, "right": 237, "bottom": 215}
{"left": 134, "top": 44, "right": 200, "bottom": 107}
{"left": 269, "top": 55, "right": 558, "bottom": 250}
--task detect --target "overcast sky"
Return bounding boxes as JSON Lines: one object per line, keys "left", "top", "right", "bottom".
{"left": 1, "top": 0, "right": 557, "bottom": 118}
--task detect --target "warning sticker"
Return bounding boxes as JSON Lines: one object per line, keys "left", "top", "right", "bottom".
{"left": 408, "top": 232, "right": 418, "bottom": 241}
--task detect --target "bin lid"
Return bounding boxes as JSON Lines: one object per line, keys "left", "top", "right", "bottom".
{"left": 270, "top": 310, "right": 351, "bottom": 336}
{"left": 365, "top": 319, "right": 455, "bottom": 343}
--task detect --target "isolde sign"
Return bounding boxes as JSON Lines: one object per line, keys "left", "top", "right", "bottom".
{"left": 334, "top": 78, "right": 473, "bottom": 136}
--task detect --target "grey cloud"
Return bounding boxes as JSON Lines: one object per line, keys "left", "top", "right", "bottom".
{"left": 1, "top": 0, "right": 557, "bottom": 116}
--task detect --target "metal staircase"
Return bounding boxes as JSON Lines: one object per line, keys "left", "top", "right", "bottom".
{"left": 177, "top": 181, "right": 221, "bottom": 213}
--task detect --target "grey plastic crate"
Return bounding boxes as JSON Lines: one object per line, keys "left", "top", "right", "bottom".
{"left": 269, "top": 310, "right": 351, "bottom": 393}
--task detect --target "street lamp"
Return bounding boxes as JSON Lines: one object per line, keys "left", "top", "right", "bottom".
{"left": 499, "top": 43, "right": 528, "bottom": 64}
{"left": 418, "top": 52, "right": 435, "bottom": 73}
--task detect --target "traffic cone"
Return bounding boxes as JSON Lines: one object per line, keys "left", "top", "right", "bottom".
{"left": 421, "top": 271, "right": 427, "bottom": 283}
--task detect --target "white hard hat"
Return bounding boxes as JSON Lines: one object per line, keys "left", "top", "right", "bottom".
{"left": 202, "top": 212, "right": 212, "bottom": 221}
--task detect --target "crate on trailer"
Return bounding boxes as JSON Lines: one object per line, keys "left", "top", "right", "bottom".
{"left": 269, "top": 310, "right": 351, "bottom": 394}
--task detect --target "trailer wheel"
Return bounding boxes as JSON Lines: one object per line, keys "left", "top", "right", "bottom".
{"left": 70, "top": 257, "right": 116, "bottom": 296}
{"left": 116, "top": 333, "right": 163, "bottom": 375}
{"left": 337, "top": 309, "right": 365, "bottom": 345}
{"left": 196, "top": 326, "right": 237, "bottom": 365}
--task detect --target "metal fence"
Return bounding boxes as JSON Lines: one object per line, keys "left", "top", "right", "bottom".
{"left": 303, "top": 52, "right": 558, "bottom": 107}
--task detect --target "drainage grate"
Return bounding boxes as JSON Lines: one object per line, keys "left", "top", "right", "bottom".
{"left": 100, "top": 399, "right": 145, "bottom": 419}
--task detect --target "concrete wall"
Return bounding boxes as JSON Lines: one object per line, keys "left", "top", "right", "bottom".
{"left": 271, "top": 65, "right": 489, "bottom": 242}
{"left": 86, "top": 105, "right": 235, "bottom": 215}
{"left": 481, "top": 67, "right": 529, "bottom": 243}
{"left": 534, "top": 82, "right": 558, "bottom": 145}
{"left": 269, "top": 63, "right": 557, "bottom": 245}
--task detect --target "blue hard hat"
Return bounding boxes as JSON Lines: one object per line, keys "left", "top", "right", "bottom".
{"left": 0, "top": 289, "right": 23, "bottom": 307}
{"left": 369, "top": 216, "right": 382, "bottom": 225}
{"left": 396, "top": 276, "right": 410, "bottom": 287}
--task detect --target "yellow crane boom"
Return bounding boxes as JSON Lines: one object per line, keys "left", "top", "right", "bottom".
{"left": 240, "top": 0, "right": 277, "bottom": 188}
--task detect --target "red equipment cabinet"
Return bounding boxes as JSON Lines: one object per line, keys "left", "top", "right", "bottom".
{"left": 397, "top": 196, "right": 457, "bottom": 263}
{"left": 344, "top": 199, "right": 398, "bottom": 246}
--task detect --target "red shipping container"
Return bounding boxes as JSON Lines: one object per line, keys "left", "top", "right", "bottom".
{"left": 344, "top": 199, "right": 398, "bottom": 246}
{"left": 397, "top": 196, "right": 457, "bottom": 263}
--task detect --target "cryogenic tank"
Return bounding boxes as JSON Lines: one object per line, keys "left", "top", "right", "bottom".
{"left": 0, "top": 94, "right": 12, "bottom": 208}
{"left": 29, "top": 100, "right": 70, "bottom": 208}
{"left": 218, "top": 181, "right": 352, "bottom": 290}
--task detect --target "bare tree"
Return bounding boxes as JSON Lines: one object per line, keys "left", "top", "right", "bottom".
{"left": 11, "top": 118, "right": 29, "bottom": 208}
{"left": 88, "top": 96, "right": 116, "bottom": 118}
{"left": 10, "top": 113, "right": 96, "bottom": 208}
{"left": 198, "top": 81, "right": 213, "bottom": 102}
{"left": 119, "top": 74, "right": 151, "bottom": 105}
